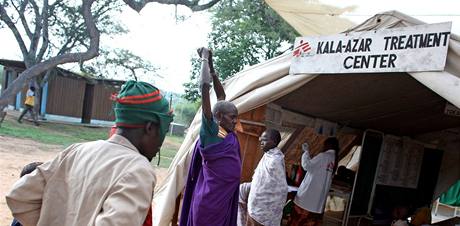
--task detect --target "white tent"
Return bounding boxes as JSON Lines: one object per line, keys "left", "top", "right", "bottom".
{"left": 153, "top": 11, "right": 460, "bottom": 225}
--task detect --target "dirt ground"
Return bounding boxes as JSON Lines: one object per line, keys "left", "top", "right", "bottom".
{"left": 0, "top": 135, "right": 168, "bottom": 225}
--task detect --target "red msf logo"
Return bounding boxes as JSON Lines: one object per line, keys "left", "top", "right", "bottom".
{"left": 293, "top": 40, "right": 312, "bottom": 57}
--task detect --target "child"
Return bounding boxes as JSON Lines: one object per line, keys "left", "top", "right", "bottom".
{"left": 11, "top": 162, "right": 43, "bottom": 226}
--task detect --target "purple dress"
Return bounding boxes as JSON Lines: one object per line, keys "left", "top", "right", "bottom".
{"left": 180, "top": 132, "right": 241, "bottom": 226}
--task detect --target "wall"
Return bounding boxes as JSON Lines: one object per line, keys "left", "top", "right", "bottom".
{"left": 433, "top": 134, "right": 460, "bottom": 198}
{"left": 91, "top": 83, "right": 119, "bottom": 121}
{"left": 0, "top": 65, "right": 3, "bottom": 92}
{"left": 237, "top": 105, "right": 266, "bottom": 182}
{"left": 1, "top": 69, "right": 19, "bottom": 107}
{"left": 46, "top": 75, "right": 86, "bottom": 118}
{"left": 411, "top": 128, "right": 460, "bottom": 200}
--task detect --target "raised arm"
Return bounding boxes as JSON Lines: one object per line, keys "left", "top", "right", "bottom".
{"left": 208, "top": 51, "right": 226, "bottom": 101}
{"left": 198, "top": 47, "right": 212, "bottom": 120}
{"left": 300, "top": 143, "right": 322, "bottom": 171}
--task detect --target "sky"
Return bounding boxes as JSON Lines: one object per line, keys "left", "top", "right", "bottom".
{"left": 0, "top": 0, "right": 459, "bottom": 93}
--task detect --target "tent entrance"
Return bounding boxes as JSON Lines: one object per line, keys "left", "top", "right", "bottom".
{"left": 254, "top": 73, "right": 459, "bottom": 225}
{"left": 274, "top": 72, "right": 460, "bottom": 136}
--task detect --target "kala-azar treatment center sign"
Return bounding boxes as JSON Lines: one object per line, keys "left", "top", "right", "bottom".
{"left": 290, "top": 22, "right": 451, "bottom": 74}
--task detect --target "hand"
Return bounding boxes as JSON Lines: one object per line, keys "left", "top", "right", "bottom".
{"left": 197, "top": 47, "right": 210, "bottom": 60}
{"left": 198, "top": 47, "right": 212, "bottom": 86}
{"left": 302, "top": 143, "right": 309, "bottom": 152}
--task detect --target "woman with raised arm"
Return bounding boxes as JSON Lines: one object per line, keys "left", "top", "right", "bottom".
{"left": 180, "top": 47, "right": 241, "bottom": 226}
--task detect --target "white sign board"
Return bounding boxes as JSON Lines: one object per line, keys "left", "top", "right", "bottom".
{"left": 290, "top": 22, "right": 451, "bottom": 74}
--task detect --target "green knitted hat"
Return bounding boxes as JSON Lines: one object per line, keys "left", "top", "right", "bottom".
{"left": 114, "top": 80, "right": 173, "bottom": 142}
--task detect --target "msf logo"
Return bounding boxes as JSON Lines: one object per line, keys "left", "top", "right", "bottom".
{"left": 293, "top": 40, "right": 312, "bottom": 57}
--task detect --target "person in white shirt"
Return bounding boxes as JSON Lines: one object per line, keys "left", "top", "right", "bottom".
{"left": 238, "top": 129, "right": 288, "bottom": 226}
{"left": 17, "top": 86, "right": 39, "bottom": 126}
{"left": 289, "top": 137, "right": 339, "bottom": 226}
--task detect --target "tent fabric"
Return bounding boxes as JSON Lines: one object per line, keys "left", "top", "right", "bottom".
{"left": 265, "top": 0, "right": 356, "bottom": 36}
{"left": 439, "top": 180, "right": 460, "bottom": 207}
{"left": 152, "top": 53, "right": 318, "bottom": 226}
{"left": 152, "top": 11, "right": 460, "bottom": 225}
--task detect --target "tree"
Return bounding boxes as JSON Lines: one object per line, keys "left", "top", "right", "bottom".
{"left": 0, "top": 0, "right": 222, "bottom": 109}
{"left": 183, "top": 0, "right": 298, "bottom": 102}
{"left": 0, "top": 0, "right": 129, "bottom": 112}
{"left": 81, "top": 48, "right": 158, "bottom": 81}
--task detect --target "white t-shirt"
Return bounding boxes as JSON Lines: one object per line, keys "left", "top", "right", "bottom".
{"left": 26, "top": 89, "right": 34, "bottom": 97}
{"left": 294, "top": 149, "right": 335, "bottom": 213}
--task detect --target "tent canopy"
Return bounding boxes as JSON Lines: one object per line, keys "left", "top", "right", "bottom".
{"left": 152, "top": 10, "right": 460, "bottom": 226}
{"left": 276, "top": 72, "right": 460, "bottom": 135}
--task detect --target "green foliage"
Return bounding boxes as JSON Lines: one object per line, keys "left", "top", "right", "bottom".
{"left": 173, "top": 101, "right": 200, "bottom": 126}
{"left": 210, "top": 0, "right": 298, "bottom": 78}
{"left": 183, "top": 0, "right": 298, "bottom": 102}
{"left": 182, "top": 56, "right": 201, "bottom": 102}
{"left": 168, "top": 91, "right": 199, "bottom": 126}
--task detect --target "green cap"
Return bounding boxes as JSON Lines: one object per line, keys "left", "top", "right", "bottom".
{"left": 114, "top": 80, "right": 173, "bottom": 142}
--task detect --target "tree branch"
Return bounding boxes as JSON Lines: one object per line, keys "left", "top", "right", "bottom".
{"left": 40, "top": 70, "right": 53, "bottom": 87}
{"left": 28, "top": 0, "right": 39, "bottom": 15}
{"left": 10, "top": 0, "right": 33, "bottom": 39}
{"left": 123, "top": 0, "right": 220, "bottom": 12}
{"left": 36, "top": 0, "right": 49, "bottom": 62}
{"left": 57, "top": 29, "right": 87, "bottom": 55}
{"left": 129, "top": 68, "right": 137, "bottom": 80}
{"left": 49, "top": 0, "right": 63, "bottom": 10}
{"left": 55, "top": 0, "right": 109, "bottom": 56}
{"left": 56, "top": 24, "right": 86, "bottom": 55}
{"left": 0, "top": 0, "right": 100, "bottom": 108}
{"left": 28, "top": 0, "right": 43, "bottom": 63}
{"left": 56, "top": 0, "right": 119, "bottom": 56}
{"left": 185, "top": 0, "right": 220, "bottom": 11}
{"left": 0, "top": 3, "right": 29, "bottom": 57}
